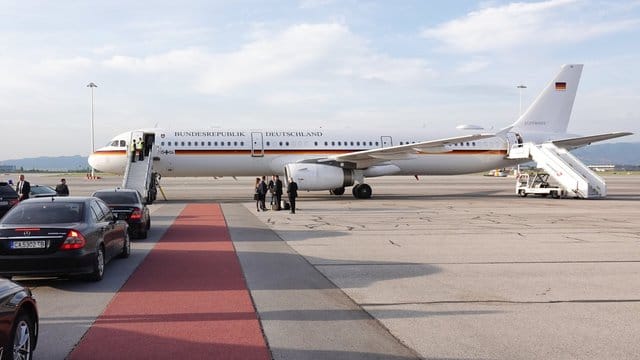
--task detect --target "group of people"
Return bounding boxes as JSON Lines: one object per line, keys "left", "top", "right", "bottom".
{"left": 130, "top": 137, "right": 150, "bottom": 163}
{"left": 13, "top": 175, "right": 69, "bottom": 201}
{"left": 254, "top": 175, "right": 298, "bottom": 214}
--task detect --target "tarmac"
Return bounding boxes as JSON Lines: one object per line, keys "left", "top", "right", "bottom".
{"left": 11, "top": 172, "right": 640, "bottom": 359}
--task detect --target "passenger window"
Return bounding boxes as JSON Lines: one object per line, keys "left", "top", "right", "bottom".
{"left": 97, "top": 201, "right": 114, "bottom": 221}
{"left": 90, "top": 201, "right": 105, "bottom": 222}
{"left": 208, "top": 141, "right": 211, "bottom": 146}
{"left": 286, "top": 142, "right": 290, "bottom": 146}
{"left": 181, "top": 141, "right": 185, "bottom": 146}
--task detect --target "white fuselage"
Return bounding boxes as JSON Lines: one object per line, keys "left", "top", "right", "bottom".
{"left": 88, "top": 128, "right": 537, "bottom": 178}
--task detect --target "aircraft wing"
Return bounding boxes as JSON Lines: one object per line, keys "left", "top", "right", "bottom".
{"left": 551, "top": 132, "right": 633, "bottom": 150}
{"left": 300, "top": 133, "right": 496, "bottom": 167}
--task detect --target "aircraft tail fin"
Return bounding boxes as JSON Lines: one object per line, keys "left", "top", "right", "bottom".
{"left": 511, "top": 64, "right": 583, "bottom": 134}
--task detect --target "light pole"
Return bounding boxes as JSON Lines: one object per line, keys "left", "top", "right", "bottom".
{"left": 87, "top": 82, "right": 98, "bottom": 178}
{"left": 516, "top": 84, "right": 527, "bottom": 116}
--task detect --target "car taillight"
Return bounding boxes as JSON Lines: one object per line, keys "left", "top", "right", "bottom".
{"left": 130, "top": 208, "right": 142, "bottom": 220}
{"left": 60, "top": 230, "right": 86, "bottom": 250}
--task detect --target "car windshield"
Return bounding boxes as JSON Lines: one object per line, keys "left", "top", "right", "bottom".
{"left": 93, "top": 192, "right": 138, "bottom": 204}
{"left": 1, "top": 202, "right": 84, "bottom": 224}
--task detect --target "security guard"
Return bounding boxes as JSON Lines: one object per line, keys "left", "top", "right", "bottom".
{"left": 130, "top": 140, "right": 137, "bottom": 163}
{"left": 137, "top": 137, "right": 144, "bottom": 161}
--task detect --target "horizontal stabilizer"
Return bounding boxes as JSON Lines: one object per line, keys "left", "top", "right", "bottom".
{"left": 551, "top": 132, "right": 633, "bottom": 150}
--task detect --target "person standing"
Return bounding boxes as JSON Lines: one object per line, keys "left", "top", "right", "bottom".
{"left": 55, "top": 178, "right": 70, "bottom": 196}
{"left": 254, "top": 177, "right": 262, "bottom": 212}
{"left": 16, "top": 174, "right": 31, "bottom": 201}
{"left": 274, "top": 175, "right": 283, "bottom": 210}
{"left": 287, "top": 177, "right": 298, "bottom": 214}
{"left": 268, "top": 176, "right": 275, "bottom": 206}
{"left": 137, "top": 137, "right": 145, "bottom": 161}
{"left": 130, "top": 140, "right": 137, "bottom": 163}
{"left": 259, "top": 176, "right": 268, "bottom": 211}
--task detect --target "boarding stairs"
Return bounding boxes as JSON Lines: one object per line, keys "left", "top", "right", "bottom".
{"left": 508, "top": 142, "right": 606, "bottom": 198}
{"left": 122, "top": 145, "right": 158, "bottom": 204}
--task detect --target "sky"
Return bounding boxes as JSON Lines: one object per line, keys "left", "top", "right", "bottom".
{"left": 1, "top": 0, "right": 639, "bottom": 160}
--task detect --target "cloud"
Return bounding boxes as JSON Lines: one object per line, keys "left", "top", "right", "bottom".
{"left": 298, "top": 0, "right": 336, "bottom": 9}
{"left": 422, "top": 0, "right": 640, "bottom": 53}
{"left": 456, "top": 58, "right": 491, "bottom": 73}
{"left": 98, "top": 23, "right": 435, "bottom": 95}
{"left": 103, "top": 48, "right": 206, "bottom": 72}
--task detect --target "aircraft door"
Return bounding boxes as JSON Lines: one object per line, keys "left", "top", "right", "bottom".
{"left": 381, "top": 136, "right": 393, "bottom": 148}
{"left": 251, "top": 132, "right": 264, "bottom": 157}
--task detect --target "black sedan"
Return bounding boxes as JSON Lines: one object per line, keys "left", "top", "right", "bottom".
{"left": 0, "top": 182, "right": 19, "bottom": 219}
{"left": 92, "top": 189, "right": 151, "bottom": 239}
{"left": 0, "top": 197, "right": 130, "bottom": 282}
{"left": 0, "top": 278, "right": 38, "bottom": 360}
{"left": 29, "top": 185, "right": 58, "bottom": 198}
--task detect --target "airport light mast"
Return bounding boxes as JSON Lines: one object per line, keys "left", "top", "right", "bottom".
{"left": 517, "top": 84, "right": 527, "bottom": 116}
{"left": 87, "top": 82, "right": 98, "bottom": 178}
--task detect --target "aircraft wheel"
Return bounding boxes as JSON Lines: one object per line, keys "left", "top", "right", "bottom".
{"left": 353, "top": 184, "right": 372, "bottom": 199}
{"left": 518, "top": 189, "right": 527, "bottom": 197}
{"left": 330, "top": 187, "right": 345, "bottom": 196}
{"left": 352, "top": 184, "right": 361, "bottom": 198}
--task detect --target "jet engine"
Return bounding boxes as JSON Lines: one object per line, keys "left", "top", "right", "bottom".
{"left": 284, "top": 163, "right": 354, "bottom": 190}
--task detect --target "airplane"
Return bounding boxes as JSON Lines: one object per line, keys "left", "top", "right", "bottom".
{"left": 88, "top": 64, "right": 632, "bottom": 199}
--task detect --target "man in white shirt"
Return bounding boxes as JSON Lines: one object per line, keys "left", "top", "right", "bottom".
{"left": 16, "top": 174, "right": 31, "bottom": 201}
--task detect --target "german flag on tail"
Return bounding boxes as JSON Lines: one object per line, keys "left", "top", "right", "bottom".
{"left": 555, "top": 82, "right": 567, "bottom": 91}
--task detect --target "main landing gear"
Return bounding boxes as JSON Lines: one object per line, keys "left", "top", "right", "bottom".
{"left": 352, "top": 184, "right": 372, "bottom": 199}
{"left": 329, "top": 184, "right": 372, "bottom": 199}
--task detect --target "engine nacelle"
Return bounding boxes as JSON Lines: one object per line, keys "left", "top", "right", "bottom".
{"left": 284, "top": 163, "right": 354, "bottom": 191}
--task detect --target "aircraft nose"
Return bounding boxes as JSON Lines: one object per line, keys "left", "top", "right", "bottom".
{"left": 88, "top": 153, "right": 99, "bottom": 169}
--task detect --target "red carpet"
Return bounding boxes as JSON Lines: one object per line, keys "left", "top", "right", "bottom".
{"left": 70, "top": 204, "right": 269, "bottom": 360}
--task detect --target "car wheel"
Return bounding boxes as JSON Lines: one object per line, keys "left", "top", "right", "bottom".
{"left": 87, "top": 245, "right": 105, "bottom": 282}
{"left": 8, "top": 312, "right": 35, "bottom": 360}
{"left": 120, "top": 233, "right": 131, "bottom": 259}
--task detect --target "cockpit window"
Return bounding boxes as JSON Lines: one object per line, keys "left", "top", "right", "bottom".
{"left": 110, "top": 140, "right": 119, "bottom": 146}
{"left": 120, "top": 140, "right": 126, "bottom": 147}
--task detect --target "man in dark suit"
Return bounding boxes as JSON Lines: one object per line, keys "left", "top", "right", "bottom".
{"left": 274, "top": 175, "right": 283, "bottom": 210}
{"left": 287, "top": 177, "right": 298, "bottom": 214}
{"left": 16, "top": 174, "right": 31, "bottom": 201}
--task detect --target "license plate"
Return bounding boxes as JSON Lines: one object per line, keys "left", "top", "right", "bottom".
{"left": 0, "top": 201, "right": 8, "bottom": 205}
{"left": 11, "top": 240, "right": 47, "bottom": 249}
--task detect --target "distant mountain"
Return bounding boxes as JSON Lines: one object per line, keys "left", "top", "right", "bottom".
{"left": 0, "top": 142, "right": 638, "bottom": 171}
{"left": 570, "top": 142, "right": 640, "bottom": 165}
{"left": 0, "top": 156, "right": 89, "bottom": 172}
